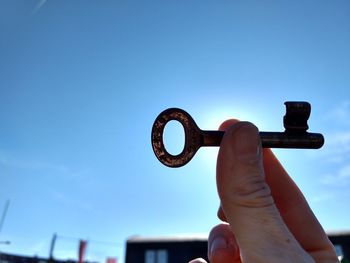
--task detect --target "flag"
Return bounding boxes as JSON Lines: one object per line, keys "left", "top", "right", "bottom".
{"left": 78, "top": 240, "right": 88, "bottom": 263}
{"left": 106, "top": 257, "right": 117, "bottom": 263}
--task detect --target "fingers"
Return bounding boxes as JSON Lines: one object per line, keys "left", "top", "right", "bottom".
{"left": 263, "top": 149, "right": 336, "bottom": 255}
{"left": 216, "top": 122, "right": 313, "bottom": 262}
{"left": 208, "top": 224, "right": 241, "bottom": 263}
{"left": 217, "top": 120, "right": 336, "bottom": 258}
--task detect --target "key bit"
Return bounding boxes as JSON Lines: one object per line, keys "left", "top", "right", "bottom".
{"left": 151, "top": 101, "right": 324, "bottom": 168}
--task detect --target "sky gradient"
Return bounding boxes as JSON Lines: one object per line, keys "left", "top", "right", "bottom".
{"left": 1, "top": 1, "right": 350, "bottom": 262}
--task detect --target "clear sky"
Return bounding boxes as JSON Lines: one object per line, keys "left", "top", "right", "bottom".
{"left": 0, "top": 0, "right": 349, "bottom": 262}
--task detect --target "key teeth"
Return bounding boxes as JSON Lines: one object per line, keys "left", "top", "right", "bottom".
{"left": 283, "top": 101, "right": 311, "bottom": 133}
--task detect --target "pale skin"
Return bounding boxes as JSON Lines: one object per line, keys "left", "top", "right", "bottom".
{"left": 190, "top": 120, "right": 339, "bottom": 263}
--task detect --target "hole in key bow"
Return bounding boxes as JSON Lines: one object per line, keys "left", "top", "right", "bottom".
{"left": 163, "top": 120, "right": 185, "bottom": 156}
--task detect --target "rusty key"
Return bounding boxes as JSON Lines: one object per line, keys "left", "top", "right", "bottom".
{"left": 151, "top": 101, "right": 324, "bottom": 168}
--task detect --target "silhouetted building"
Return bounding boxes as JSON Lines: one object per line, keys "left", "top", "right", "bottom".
{"left": 125, "top": 236, "right": 208, "bottom": 263}
{"left": 328, "top": 231, "right": 350, "bottom": 260}
{"left": 125, "top": 231, "right": 350, "bottom": 263}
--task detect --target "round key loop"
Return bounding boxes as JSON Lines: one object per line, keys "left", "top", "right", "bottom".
{"left": 151, "top": 108, "right": 202, "bottom": 167}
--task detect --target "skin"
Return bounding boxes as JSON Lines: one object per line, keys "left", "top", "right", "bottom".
{"left": 189, "top": 120, "right": 339, "bottom": 263}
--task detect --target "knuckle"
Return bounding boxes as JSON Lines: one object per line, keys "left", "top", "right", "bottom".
{"left": 222, "top": 176, "right": 275, "bottom": 208}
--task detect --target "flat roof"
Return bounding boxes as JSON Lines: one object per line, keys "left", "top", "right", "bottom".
{"left": 127, "top": 234, "right": 208, "bottom": 243}
{"left": 127, "top": 231, "right": 350, "bottom": 243}
{"left": 326, "top": 230, "right": 350, "bottom": 237}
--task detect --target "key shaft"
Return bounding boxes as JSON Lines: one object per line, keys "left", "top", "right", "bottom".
{"left": 201, "top": 130, "right": 323, "bottom": 148}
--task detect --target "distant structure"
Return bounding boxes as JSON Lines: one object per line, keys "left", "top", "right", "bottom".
{"left": 1, "top": 231, "right": 349, "bottom": 263}
{"left": 328, "top": 231, "right": 350, "bottom": 260}
{"left": 125, "top": 231, "right": 350, "bottom": 263}
{"left": 0, "top": 253, "right": 97, "bottom": 263}
{"left": 125, "top": 235, "right": 208, "bottom": 263}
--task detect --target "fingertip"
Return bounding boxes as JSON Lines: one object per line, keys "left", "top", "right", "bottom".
{"left": 217, "top": 121, "right": 264, "bottom": 206}
{"left": 218, "top": 119, "right": 240, "bottom": 131}
{"left": 208, "top": 224, "right": 240, "bottom": 263}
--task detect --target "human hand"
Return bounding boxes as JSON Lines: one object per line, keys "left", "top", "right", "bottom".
{"left": 190, "top": 120, "right": 339, "bottom": 263}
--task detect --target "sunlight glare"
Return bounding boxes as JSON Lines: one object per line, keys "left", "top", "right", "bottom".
{"left": 194, "top": 106, "right": 269, "bottom": 168}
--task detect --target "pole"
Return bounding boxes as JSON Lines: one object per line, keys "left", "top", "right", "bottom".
{"left": 0, "top": 200, "right": 10, "bottom": 234}
{"left": 0, "top": 200, "right": 10, "bottom": 263}
{"left": 49, "top": 233, "right": 57, "bottom": 261}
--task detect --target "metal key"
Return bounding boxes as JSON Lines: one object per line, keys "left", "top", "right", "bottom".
{"left": 151, "top": 101, "right": 324, "bottom": 168}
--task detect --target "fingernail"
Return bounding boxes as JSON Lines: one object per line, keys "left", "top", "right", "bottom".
{"left": 210, "top": 236, "right": 227, "bottom": 254}
{"left": 234, "top": 123, "right": 261, "bottom": 162}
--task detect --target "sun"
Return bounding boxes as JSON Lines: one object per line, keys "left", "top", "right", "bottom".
{"left": 193, "top": 106, "right": 264, "bottom": 168}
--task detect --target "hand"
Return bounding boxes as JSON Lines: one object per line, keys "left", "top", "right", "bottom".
{"left": 190, "top": 120, "right": 339, "bottom": 263}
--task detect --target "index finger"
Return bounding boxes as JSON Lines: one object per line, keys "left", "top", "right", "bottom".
{"left": 263, "top": 149, "right": 335, "bottom": 255}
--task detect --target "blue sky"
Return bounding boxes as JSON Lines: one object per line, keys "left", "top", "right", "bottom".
{"left": 0, "top": 0, "right": 349, "bottom": 262}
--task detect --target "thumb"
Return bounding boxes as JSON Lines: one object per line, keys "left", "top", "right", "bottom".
{"left": 217, "top": 122, "right": 312, "bottom": 263}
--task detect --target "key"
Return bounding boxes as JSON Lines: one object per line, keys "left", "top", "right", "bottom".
{"left": 151, "top": 101, "right": 324, "bottom": 168}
